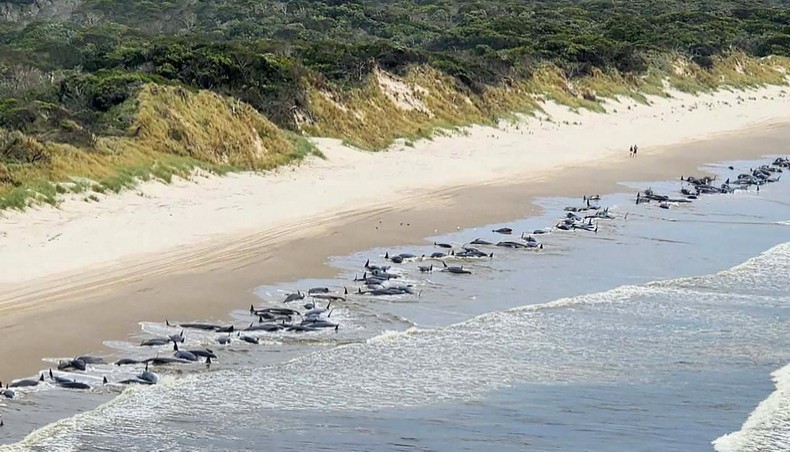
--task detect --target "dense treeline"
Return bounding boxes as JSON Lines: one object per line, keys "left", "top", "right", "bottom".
{"left": 0, "top": 0, "right": 788, "bottom": 206}
{"left": 2, "top": 1, "right": 789, "bottom": 124}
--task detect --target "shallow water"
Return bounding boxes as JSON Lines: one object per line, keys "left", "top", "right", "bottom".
{"left": 1, "top": 155, "right": 789, "bottom": 451}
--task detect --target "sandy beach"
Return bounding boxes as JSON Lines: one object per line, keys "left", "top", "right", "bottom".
{"left": 0, "top": 85, "right": 788, "bottom": 379}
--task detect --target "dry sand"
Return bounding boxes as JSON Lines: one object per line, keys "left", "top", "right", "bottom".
{"left": 0, "top": 85, "right": 788, "bottom": 379}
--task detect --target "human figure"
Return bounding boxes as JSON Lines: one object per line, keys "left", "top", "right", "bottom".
{"left": 629, "top": 145, "right": 634, "bottom": 157}
{"left": 634, "top": 144, "right": 638, "bottom": 157}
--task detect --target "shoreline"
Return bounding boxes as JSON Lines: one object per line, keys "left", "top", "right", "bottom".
{"left": 0, "top": 85, "right": 788, "bottom": 379}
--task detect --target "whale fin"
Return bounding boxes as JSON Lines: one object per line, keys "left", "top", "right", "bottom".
{"left": 335, "top": 325, "right": 339, "bottom": 332}
{"left": 49, "top": 369, "right": 53, "bottom": 379}
{"left": 206, "top": 356, "right": 212, "bottom": 365}
{"left": 173, "top": 343, "right": 178, "bottom": 351}
{"left": 249, "top": 305, "right": 254, "bottom": 314}
{"left": 344, "top": 287, "right": 348, "bottom": 295}
{"left": 385, "top": 252, "right": 389, "bottom": 259}
{"left": 166, "top": 319, "right": 171, "bottom": 327}
{"left": 39, "top": 374, "right": 44, "bottom": 382}
{"left": 103, "top": 377, "right": 108, "bottom": 385}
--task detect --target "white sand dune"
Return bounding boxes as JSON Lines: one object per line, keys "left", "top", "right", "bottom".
{"left": 0, "top": 86, "right": 788, "bottom": 288}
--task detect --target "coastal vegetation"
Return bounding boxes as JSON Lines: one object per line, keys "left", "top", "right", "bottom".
{"left": 0, "top": 0, "right": 789, "bottom": 209}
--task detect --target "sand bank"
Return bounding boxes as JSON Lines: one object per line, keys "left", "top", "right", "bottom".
{"left": 0, "top": 85, "right": 788, "bottom": 377}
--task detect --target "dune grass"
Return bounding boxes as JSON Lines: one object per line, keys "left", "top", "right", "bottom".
{"left": 0, "top": 85, "right": 317, "bottom": 210}
{"left": 303, "top": 54, "right": 788, "bottom": 152}
{"left": 1, "top": 53, "right": 787, "bottom": 211}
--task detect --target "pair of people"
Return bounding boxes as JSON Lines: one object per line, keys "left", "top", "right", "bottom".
{"left": 629, "top": 144, "right": 639, "bottom": 157}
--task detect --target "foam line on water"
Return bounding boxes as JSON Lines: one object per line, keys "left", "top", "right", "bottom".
{"left": 713, "top": 362, "right": 790, "bottom": 452}
{"left": 6, "top": 242, "right": 789, "bottom": 450}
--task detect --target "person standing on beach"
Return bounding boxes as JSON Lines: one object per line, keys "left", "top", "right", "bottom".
{"left": 634, "top": 144, "right": 638, "bottom": 157}
{"left": 629, "top": 146, "right": 634, "bottom": 157}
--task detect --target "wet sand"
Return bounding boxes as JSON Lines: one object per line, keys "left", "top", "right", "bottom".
{"left": 0, "top": 121, "right": 787, "bottom": 380}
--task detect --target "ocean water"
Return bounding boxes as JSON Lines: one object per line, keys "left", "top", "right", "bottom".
{"left": 1, "top": 156, "right": 789, "bottom": 451}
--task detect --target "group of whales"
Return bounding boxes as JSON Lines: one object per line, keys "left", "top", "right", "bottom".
{"left": 0, "top": 287, "right": 347, "bottom": 400}
{"left": 1, "top": 196, "right": 610, "bottom": 401}
{"left": 636, "top": 157, "right": 786, "bottom": 209}
{"left": 350, "top": 196, "right": 617, "bottom": 296}
{"left": 3, "top": 158, "right": 784, "bottom": 419}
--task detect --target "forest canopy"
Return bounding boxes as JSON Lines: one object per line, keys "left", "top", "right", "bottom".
{"left": 1, "top": 0, "right": 788, "bottom": 132}
{"left": 0, "top": 0, "right": 788, "bottom": 208}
